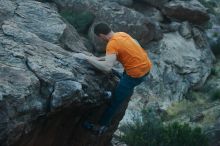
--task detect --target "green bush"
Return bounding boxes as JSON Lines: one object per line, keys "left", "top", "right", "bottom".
{"left": 60, "top": 10, "right": 95, "bottom": 34}
{"left": 119, "top": 110, "right": 164, "bottom": 146}
{"left": 211, "top": 89, "right": 220, "bottom": 100}
{"left": 119, "top": 109, "right": 209, "bottom": 146}
{"left": 211, "top": 37, "right": 220, "bottom": 56}
{"left": 163, "top": 122, "right": 208, "bottom": 146}
{"left": 211, "top": 67, "right": 217, "bottom": 76}
{"left": 198, "top": 0, "right": 217, "bottom": 14}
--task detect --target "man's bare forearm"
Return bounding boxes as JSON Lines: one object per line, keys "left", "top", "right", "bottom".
{"left": 97, "top": 56, "right": 106, "bottom": 61}
{"left": 87, "top": 56, "right": 111, "bottom": 73}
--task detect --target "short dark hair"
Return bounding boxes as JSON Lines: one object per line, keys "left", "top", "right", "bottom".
{"left": 94, "top": 23, "right": 111, "bottom": 36}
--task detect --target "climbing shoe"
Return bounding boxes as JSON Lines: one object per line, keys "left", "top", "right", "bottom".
{"left": 97, "top": 126, "right": 108, "bottom": 135}
{"left": 83, "top": 121, "right": 108, "bottom": 135}
{"left": 82, "top": 121, "right": 94, "bottom": 130}
{"left": 91, "top": 125, "right": 108, "bottom": 135}
{"left": 102, "top": 91, "right": 112, "bottom": 100}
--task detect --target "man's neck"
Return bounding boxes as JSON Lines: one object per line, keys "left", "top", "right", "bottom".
{"left": 106, "top": 31, "right": 115, "bottom": 41}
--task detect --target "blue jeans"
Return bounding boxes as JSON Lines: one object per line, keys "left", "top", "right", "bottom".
{"left": 99, "top": 72, "right": 147, "bottom": 126}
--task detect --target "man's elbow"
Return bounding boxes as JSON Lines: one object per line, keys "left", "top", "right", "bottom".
{"left": 103, "top": 64, "right": 113, "bottom": 73}
{"left": 103, "top": 66, "right": 112, "bottom": 73}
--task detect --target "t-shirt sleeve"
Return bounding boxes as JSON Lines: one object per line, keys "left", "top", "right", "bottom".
{"left": 106, "top": 40, "right": 118, "bottom": 55}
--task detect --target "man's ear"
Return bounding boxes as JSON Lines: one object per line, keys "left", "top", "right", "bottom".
{"left": 99, "top": 34, "right": 106, "bottom": 39}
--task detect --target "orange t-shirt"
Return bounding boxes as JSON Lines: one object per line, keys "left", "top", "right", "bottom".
{"left": 106, "top": 32, "right": 152, "bottom": 78}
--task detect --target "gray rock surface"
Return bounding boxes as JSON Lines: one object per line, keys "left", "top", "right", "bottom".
{"left": 110, "top": 0, "right": 133, "bottom": 7}
{"left": 52, "top": 0, "right": 163, "bottom": 53}
{"left": 137, "top": 31, "right": 214, "bottom": 108}
{"left": 136, "top": 0, "right": 169, "bottom": 8}
{"left": 133, "top": 2, "right": 164, "bottom": 22}
{"left": 0, "top": 0, "right": 16, "bottom": 24}
{"left": 14, "top": 1, "right": 65, "bottom": 43}
{"left": 0, "top": 1, "right": 118, "bottom": 146}
{"left": 206, "top": 119, "right": 220, "bottom": 146}
{"left": 51, "top": 80, "right": 83, "bottom": 109}
{"left": 160, "top": 22, "right": 181, "bottom": 33}
{"left": 59, "top": 22, "right": 88, "bottom": 52}
{"left": 162, "top": 0, "right": 210, "bottom": 25}
{"left": 203, "top": 59, "right": 220, "bottom": 97}
{"left": 179, "top": 21, "right": 192, "bottom": 39}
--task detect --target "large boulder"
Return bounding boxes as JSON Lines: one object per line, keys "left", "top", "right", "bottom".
{"left": 137, "top": 31, "right": 214, "bottom": 108}
{"left": 162, "top": 0, "right": 210, "bottom": 25}
{"left": 0, "top": 1, "right": 121, "bottom": 146}
{"left": 135, "top": 0, "right": 169, "bottom": 8}
{"left": 13, "top": 1, "right": 65, "bottom": 43}
{"left": 12, "top": 1, "right": 87, "bottom": 52}
{"left": 203, "top": 59, "right": 220, "bottom": 100}
{"left": 59, "top": 22, "right": 88, "bottom": 52}
{"left": 206, "top": 23, "right": 220, "bottom": 56}
{"left": 133, "top": 2, "right": 164, "bottom": 22}
{"left": 206, "top": 121, "right": 220, "bottom": 146}
{"left": 52, "top": 0, "right": 163, "bottom": 53}
{"left": 110, "top": 0, "right": 133, "bottom": 7}
{"left": 0, "top": 0, "right": 16, "bottom": 24}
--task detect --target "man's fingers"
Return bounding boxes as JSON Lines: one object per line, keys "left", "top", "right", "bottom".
{"left": 82, "top": 51, "right": 93, "bottom": 56}
{"left": 73, "top": 53, "right": 87, "bottom": 59}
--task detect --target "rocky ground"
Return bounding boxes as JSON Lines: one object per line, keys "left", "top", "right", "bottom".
{"left": 163, "top": 56, "right": 220, "bottom": 146}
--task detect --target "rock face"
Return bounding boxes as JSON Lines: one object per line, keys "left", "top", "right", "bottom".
{"left": 53, "top": 0, "right": 163, "bottom": 53}
{"left": 133, "top": 2, "right": 164, "bottom": 22}
{"left": 162, "top": 0, "right": 210, "bottom": 24}
{"left": 110, "top": 0, "right": 133, "bottom": 7}
{"left": 136, "top": 30, "right": 214, "bottom": 108}
{"left": 0, "top": 0, "right": 16, "bottom": 25}
{"left": 0, "top": 1, "right": 120, "bottom": 146}
{"left": 136, "top": 0, "right": 169, "bottom": 8}
{"left": 206, "top": 120, "right": 220, "bottom": 146}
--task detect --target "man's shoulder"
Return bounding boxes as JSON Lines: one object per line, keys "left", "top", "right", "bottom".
{"left": 111, "top": 32, "right": 130, "bottom": 41}
{"left": 115, "top": 32, "right": 129, "bottom": 36}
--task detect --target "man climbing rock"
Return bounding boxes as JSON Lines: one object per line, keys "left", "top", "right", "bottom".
{"left": 74, "top": 22, "right": 152, "bottom": 134}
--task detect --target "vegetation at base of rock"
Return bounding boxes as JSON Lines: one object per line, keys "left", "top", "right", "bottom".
{"left": 210, "top": 37, "right": 220, "bottom": 56}
{"left": 165, "top": 94, "right": 206, "bottom": 120}
{"left": 60, "top": 10, "right": 95, "bottom": 34}
{"left": 211, "top": 89, "right": 220, "bottom": 100}
{"left": 211, "top": 67, "right": 218, "bottom": 76}
{"left": 118, "top": 109, "right": 209, "bottom": 146}
{"left": 198, "top": 0, "right": 218, "bottom": 14}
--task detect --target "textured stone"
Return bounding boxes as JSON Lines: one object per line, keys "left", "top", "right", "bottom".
{"left": 136, "top": 0, "right": 169, "bottom": 8}
{"left": 192, "top": 27, "right": 209, "bottom": 48}
{"left": 59, "top": 23, "right": 88, "bottom": 52}
{"left": 138, "top": 32, "right": 214, "bottom": 108}
{"left": 0, "top": 0, "right": 16, "bottom": 24}
{"left": 179, "top": 21, "right": 192, "bottom": 39}
{"left": 160, "top": 22, "right": 181, "bottom": 33}
{"left": 133, "top": 2, "right": 164, "bottom": 22}
{"left": 162, "top": 0, "right": 210, "bottom": 25}
{"left": 0, "top": 1, "right": 118, "bottom": 145}
{"left": 110, "top": 0, "right": 133, "bottom": 7}
{"left": 51, "top": 80, "right": 83, "bottom": 109}
{"left": 14, "top": 1, "right": 66, "bottom": 43}
{"left": 206, "top": 16, "right": 220, "bottom": 56}
{"left": 53, "top": 0, "right": 163, "bottom": 53}
{"left": 190, "top": 113, "right": 205, "bottom": 122}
